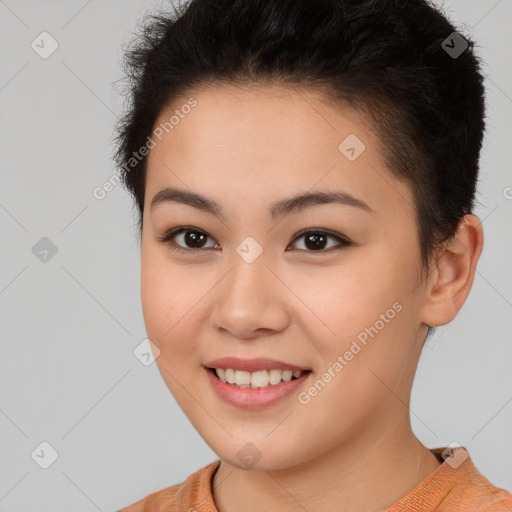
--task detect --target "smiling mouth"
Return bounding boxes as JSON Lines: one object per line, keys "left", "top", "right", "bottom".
{"left": 206, "top": 367, "right": 312, "bottom": 389}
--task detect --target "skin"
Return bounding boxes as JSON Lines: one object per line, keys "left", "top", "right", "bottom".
{"left": 140, "top": 83, "right": 484, "bottom": 512}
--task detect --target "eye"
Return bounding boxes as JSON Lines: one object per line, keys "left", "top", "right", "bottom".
{"left": 156, "top": 226, "right": 219, "bottom": 254}
{"left": 287, "top": 229, "right": 352, "bottom": 254}
{"left": 156, "top": 227, "right": 352, "bottom": 254}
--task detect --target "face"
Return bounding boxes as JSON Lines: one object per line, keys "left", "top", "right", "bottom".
{"left": 141, "top": 83, "right": 431, "bottom": 471}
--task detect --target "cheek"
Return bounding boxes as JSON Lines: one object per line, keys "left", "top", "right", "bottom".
{"left": 292, "top": 257, "right": 403, "bottom": 343}
{"left": 140, "top": 246, "right": 214, "bottom": 360}
{"left": 296, "top": 255, "right": 418, "bottom": 395}
{"left": 141, "top": 247, "right": 187, "bottom": 346}
{"left": 140, "top": 252, "right": 171, "bottom": 341}
{"left": 140, "top": 249, "right": 214, "bottom": 424}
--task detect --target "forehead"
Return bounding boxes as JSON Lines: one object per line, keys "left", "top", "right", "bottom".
{"left": 145, "top": 83, "right": 414, "bottom": 220}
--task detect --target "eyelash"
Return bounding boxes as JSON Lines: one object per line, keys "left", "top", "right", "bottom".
{"left": 156, "top": 226, "right": 353, "bottom": 255}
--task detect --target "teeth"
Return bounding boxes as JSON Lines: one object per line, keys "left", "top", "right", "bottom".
{"left": 269, "top": 369, "right": 282, "bottom": 385}
{"left": 249, "top": 370, "right": 265, "bottom": 387}
{"left": 282, "top": 370, "right": 293, "bottom": 382}
{"left": 216, "top": 368, "right": 227, "bottom": 382}
{"left": 235, "top": 370, "right": 251, "bottom": 386}
{"left": 214, "top": 368, "right": 305, "bottom": 388}
{"left": 225, "top": 368, "right": 236, "bottom": 384}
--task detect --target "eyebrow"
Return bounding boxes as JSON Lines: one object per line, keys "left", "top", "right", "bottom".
{"left": 150, "top": 186, "right": 375, "bottom": 221}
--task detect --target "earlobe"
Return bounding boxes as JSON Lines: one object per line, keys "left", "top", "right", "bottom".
{"left": 420, "top": 214, "right": 484, "bottom": 328}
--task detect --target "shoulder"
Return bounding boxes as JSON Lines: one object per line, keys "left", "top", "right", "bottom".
{"left": 386, "top": 447, "right": 512, "bottom": 512}
{"left": 474, "top": 486, "right": 512, "bottom": 512}
{"left": 116, "top": 460, "right": 221, "bottom": 512}
{"left": 116, "top": 483, "right": 181, "bottom": 512}
{"left": 457, "top": 486, "right": 512, "bottom": 512}
{"left": 439, "top": 450, "right": 512, "bottom": 512}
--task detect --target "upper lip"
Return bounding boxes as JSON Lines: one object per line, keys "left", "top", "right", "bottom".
{"left": 203, "top": 357, "right": 311, "bottom": 372}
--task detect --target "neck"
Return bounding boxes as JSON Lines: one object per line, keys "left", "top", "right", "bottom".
{"left": 212, "top": 419, "right": 442, "bottom": 512}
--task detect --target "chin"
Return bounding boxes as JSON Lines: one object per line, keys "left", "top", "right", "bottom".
{"left": 212, "top": 438, "right": 314, "bottom": 472}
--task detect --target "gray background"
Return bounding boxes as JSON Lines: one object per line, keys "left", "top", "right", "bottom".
{"left": 0, "top": 0, "right": 511, "bottom": 510}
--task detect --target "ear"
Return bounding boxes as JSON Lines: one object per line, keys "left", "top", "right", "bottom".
{"left": 420, "top": 214, "right": 484, "bottom": 327}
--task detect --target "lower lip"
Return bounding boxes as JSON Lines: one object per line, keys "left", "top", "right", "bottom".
{"left": 204, "top": 367, "right": 311, "bottom": 409}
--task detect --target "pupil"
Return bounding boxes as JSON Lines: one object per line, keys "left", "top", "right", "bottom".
{"left": 186, "top": 231, "right": 205, "bottom": 248}
{"left": 184, "top": 232, "right": 327, "bottom": 250}
{"left": 305, "top": 233, "right": 326, "bottom": 250}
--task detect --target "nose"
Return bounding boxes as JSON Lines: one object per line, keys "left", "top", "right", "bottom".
{"left": 208, "top": 251, "right": 290, "bottom": 339}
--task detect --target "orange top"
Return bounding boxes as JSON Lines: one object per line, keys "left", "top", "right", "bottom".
{"left": 118, "top": 446, "right": 512, "bottom": 512}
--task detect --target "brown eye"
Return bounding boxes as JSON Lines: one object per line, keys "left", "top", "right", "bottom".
{"left": 181, "top": 230, "right": 208, "bottom": 249}
{"left": 157, "top": 227, "right": 219, "bottom": 253}
{"left": 288, "top": 229, "right": 352, "bottom": 253}
{"left": 157, "top": 226, "right": 352, "bottom": 255}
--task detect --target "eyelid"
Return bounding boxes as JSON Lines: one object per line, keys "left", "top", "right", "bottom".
{"left": 156, "top": 226, "right": 219, "bottom": 253}
{"left": 290, "top": 228, "right": 352, "bottom": 245}
{"left": 156, "top": 226, "right": 353, "bottom": 254}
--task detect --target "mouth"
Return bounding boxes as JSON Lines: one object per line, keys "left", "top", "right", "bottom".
{"left": 203, "top": 360, "right": 313, "bottom": 409}
{"left": 205, "top": 366, "right": 311, "bottom": 389}
{"left": 202, "top": 357, "right": 313, "bottom": 408}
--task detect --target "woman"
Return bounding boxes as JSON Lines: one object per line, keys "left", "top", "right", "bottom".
{"left": 113, "top": 0, "right": 512, "bottom": 510}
